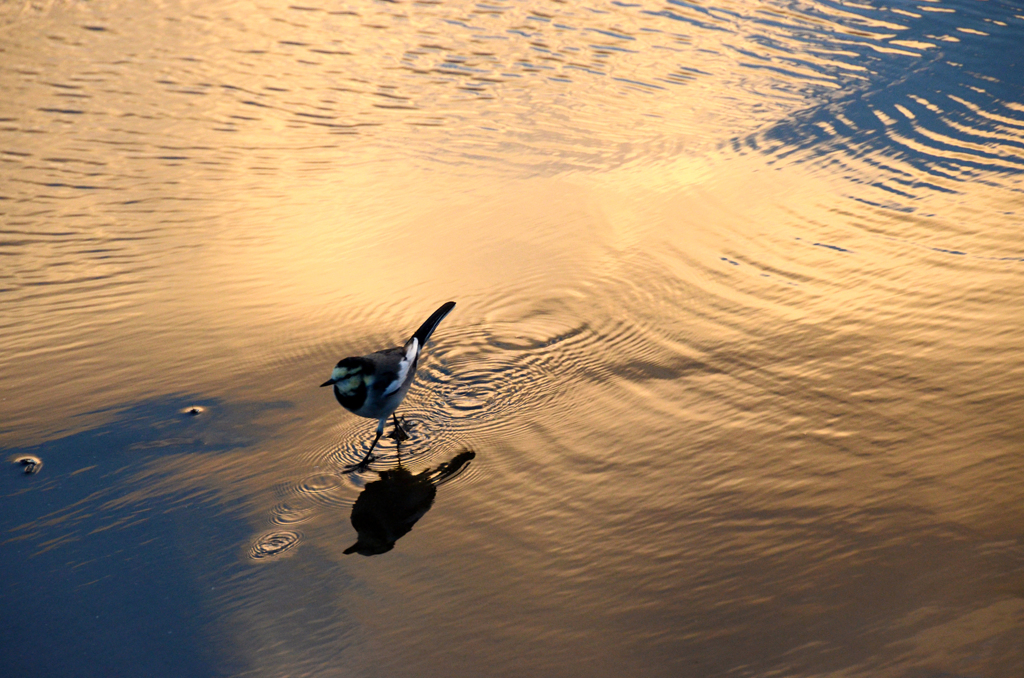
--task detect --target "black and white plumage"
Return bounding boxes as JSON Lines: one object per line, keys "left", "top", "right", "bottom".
{"left": 321, "top": 301, "right": 455, "bottom": 469}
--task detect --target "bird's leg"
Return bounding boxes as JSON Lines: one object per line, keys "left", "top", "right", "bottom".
{"left": 343, "top": 420, "right": 384, "bottom": 473}
{"left": 388, "top": 413, "right": 410, "bottom": 443}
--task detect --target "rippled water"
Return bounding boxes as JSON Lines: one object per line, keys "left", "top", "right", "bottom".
{"left": 2, "top": 1, "right": 1023, "bottom": 676}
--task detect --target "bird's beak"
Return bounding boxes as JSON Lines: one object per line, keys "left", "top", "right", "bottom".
{"left": 320, "top": 378, "right": 337, "bottom": 387}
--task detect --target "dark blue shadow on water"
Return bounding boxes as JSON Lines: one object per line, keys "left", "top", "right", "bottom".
{"left": 0, "top": 397, "right": 276, "bottom": 678}
{"left": 745, "top": 0, "right": 1024, "bottom": 183}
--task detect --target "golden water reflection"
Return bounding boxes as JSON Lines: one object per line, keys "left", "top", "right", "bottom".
{"left": 2, "top": 0, "right": 1024, "bottom": 676}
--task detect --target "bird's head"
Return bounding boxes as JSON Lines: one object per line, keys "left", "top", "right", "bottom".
{"left": 320, "top": 357, "right": 372, "bottom": 395}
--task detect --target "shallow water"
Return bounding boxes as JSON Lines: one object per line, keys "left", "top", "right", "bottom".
{"left": 2, "top": 1, "right": 1023, "bottom": 676}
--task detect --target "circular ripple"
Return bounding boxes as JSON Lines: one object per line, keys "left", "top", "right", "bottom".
{"left": 298, "top": 472, "right": 340, "bottom": 493}
{"left": 249, "top": 530, "right": 301, "bottom": 560}
{"left": 270, "top": 499, "right": 316, "bottom": 526}
{"left": 305, "top": 294, "right": 687, "bottom": 470}
{"left": 419, "top": 318, "right": 608, "bottom": 437}
{"left": 294, "top": 472, "right": 350, "bottom": 508}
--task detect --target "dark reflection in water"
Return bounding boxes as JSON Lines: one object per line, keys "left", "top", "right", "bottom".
{"left": 345, "top": 450, "right": 476, "bottom": 556}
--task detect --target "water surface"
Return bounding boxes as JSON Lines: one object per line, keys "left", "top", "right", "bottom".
{"left": 2, "top": 1, "right": 1023, "bottom": 676}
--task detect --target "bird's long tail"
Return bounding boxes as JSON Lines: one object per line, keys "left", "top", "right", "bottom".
{"left": 410, "top": 301, "right": 456, "bottom": 348}
{"left": 428, "top": 450, "right": 476, "bottom": 486}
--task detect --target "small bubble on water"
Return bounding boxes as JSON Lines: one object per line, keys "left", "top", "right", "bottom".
{"left": 13, "top": 455, "right": 42, "bottom": 475}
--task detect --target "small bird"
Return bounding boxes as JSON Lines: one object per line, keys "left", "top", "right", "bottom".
{"left": 321, "top": 301, "right": 456, "bottom": 470}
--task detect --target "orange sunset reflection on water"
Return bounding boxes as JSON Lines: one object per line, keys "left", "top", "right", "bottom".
{"left": 2, "top": 1, "right": 1023, "bottom": 677}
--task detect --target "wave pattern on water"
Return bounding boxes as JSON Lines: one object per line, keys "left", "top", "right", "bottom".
{"left": 741, "top": 1, "right": 1024, "bottom": 260}
{"left": 4, "top": 1, "right": 1024, "bottom": 676}
{"left": 0, "top": 0, "right": 925, "bottom": 186}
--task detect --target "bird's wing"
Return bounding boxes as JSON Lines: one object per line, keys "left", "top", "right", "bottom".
{"left": 383, "top": 339, "right": 418, "bottom": 396}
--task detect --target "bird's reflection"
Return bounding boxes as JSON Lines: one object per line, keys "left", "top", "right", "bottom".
{"left": 344, "top": 450, "right": 475, "bottom": 556}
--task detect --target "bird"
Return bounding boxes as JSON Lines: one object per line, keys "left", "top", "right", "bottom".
{"left": 321, "top": 301, "right": 455, "bottom": 470}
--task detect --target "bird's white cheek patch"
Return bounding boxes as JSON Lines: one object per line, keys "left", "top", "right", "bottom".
{"left": 337, "top": 375, "right": 362, "bottom": 395}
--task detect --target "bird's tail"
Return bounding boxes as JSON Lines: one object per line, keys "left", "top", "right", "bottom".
{"left": 428, "top": 450, "right": 476, "bottom": 486}
{"left": 410, "top": 301, "right": 456, "bottom": 348}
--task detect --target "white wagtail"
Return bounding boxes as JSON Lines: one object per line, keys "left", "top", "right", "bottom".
{"left": 321, "top": 301, "right": 455, "bottom": 470}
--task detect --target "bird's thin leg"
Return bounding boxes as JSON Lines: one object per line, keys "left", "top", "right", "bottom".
{"left": 344, "top": 420, "right": 384, "bottom": 473}
{"left": 368, "top": 424, "right": 384, "bottom": 454}
{"left": 389, "top": 413, "right": 410, "bottom": 442}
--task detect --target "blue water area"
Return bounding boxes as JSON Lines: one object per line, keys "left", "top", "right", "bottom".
{"left": 1, "top": 400, "right": 259, "bottom": 678}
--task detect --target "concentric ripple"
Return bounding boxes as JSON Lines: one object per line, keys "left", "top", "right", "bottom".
{"left": 385, "top": 286, "right": 719, "bottom": 457}
{"left": 248, "top": 530, "right": 301, "bottom": 560}
{"left": 269, "top": 499, "right": 316, "bottom": 526}
{"left": 292, "top": 472, "right": 350, "bottom": 509}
